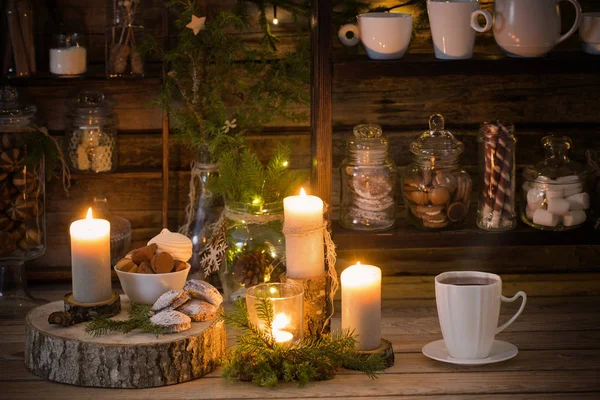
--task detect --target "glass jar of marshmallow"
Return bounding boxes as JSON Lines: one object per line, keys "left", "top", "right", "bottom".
{"left": 521, "top": 136, "right": 590, "bottom": 231}
{"left": 49, "top": 34, "right": 87, "bottom": 78}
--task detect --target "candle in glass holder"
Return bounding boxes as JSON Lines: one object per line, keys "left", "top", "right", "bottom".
{"left": 283, "top": 188, "right": 324, "bottom": 278}
{"left": 341, "top": 262, "right": 382, "bottom": 350}
{"left": 246, "top": 283, "right": 304, "bottom": 343}
{"left": 69, "top": 208, "right": 112, "bottom": 303}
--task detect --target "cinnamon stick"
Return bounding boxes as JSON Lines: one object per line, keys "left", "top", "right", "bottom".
{"left": 6, "top": 0, "right": 29, "bottom": 76}
{"left": 16, "top": 0, "right": 35, "bottom": 74}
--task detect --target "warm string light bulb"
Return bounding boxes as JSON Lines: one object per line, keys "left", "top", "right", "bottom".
{"left": 272, "top": 5, "right": 279, "bottom": 25}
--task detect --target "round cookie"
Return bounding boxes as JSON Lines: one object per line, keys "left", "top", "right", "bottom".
{"left": 447, "top": 202, "right": 467, "bottom": 222}
{"left": 453, "top": 174, "right": 472, "bottom": 204}
{"left": 0, "top": 231, "right": 16, "bottom": 257}
{"left": 423, "top": 218, "right": 449, "bottom": 229}
{"left": 434, "top": 170, "right": 458, "bottom": 192}
{"left": 0, "top": 213, "right": 14, "bottom": 230}
{"left": 350, "top": 174, "right": 393, "bottom": 200}
{"left": 12, "top": 170, "right": 39, "bottom": 193}
{"left": 429, "top": 187, "right": 451, "bottom": 205}
{"left": 6, "top": 195, "right": 37, "bottom": 221}
{"left": 0, "top": 134, "right": 16, "bottom": 150}
{"left": 0, "top": 181, "right": 18, "bottom": 211}
{"left": 405, "top": 190, "right": 429, "bottom": 205}
{"left": 354, "top": 195, "right": 394, "bottom": 212}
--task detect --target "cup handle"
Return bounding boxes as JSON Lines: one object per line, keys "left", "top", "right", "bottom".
{"left": 338, "top": 23, "right": 360, "bottom": 47}
{"left": 470, "top": 10, "right": 493, "bottom": 33}
{"left": 556, "top": 0, "right": 583, "bottom": 45}
{"left": 496, "top": 291, "right": 527, "bottom": 334}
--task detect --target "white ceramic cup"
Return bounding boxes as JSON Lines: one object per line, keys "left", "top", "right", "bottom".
{"left": 338, "top": 12, "right": 413, "bottom": 60}
{"left": 580, "top": 12, "right": 600, "bottom": 55}
{"left": 435, "top": 271, "right": 527, "bottom": 359}
{"left": 427, "top": 0, "right": 492, "bottom": 60}
{"left": 493, "top": 0, "right": 582, "bottom": 58}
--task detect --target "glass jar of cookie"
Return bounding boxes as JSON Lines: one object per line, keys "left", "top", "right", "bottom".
{"left": 403, "top": 114, "right": 472, "bottom": 230}
{"left": 340, "top": 124, "right": 396, "bottom": 231}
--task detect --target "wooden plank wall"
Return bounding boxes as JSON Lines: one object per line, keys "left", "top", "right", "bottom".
{"left": 11, "top": 0, "right": 600, "bottom": 279}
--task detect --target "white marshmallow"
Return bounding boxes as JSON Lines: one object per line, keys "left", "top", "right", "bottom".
{"left": 545, "top": 189, "right": 564, "bottom": 199}
{"left": 533, "top": 209, "right": 560, "bottom": 227}
{"left": 562, "top": 210, "right": 587, "bottom": 227}
{"left": 565, "top": 192, "right": 590, "bottom": 210}
{"left": 560, "top": 182, "right": 583, "bottom": 197}
{"left": 556, "top": 175, "right": 580, "bottom": 183}
{"left": 525, "top": 205, "right": 537, "bottom": 220}
{"left": 527, "top": 188, "right": 545, "bottom": 209}
{"left": 547, "top": 197, "right": 570, "bottom": 216}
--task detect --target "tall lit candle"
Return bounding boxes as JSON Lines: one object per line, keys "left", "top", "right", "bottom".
{"left": 283, "top": 188, "right": 324, "bottom": 278}
{"left": 69, "top": 208, "right": 112, "bottom": 303}
{"left": 341, "top": 262, "right": 382, "bottom": 350}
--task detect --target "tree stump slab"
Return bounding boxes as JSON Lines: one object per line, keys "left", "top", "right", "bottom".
{"left": 25, "top": 295, "right": 226, "bottom": 388}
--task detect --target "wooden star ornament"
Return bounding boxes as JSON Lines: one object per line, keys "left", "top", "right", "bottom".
{"left": 186, "top": 15, "right": 206, "bottom": 35}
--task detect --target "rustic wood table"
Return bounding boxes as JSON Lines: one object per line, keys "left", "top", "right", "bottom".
{"left": 1, "top": 277, "right": 599, "bottom": 400}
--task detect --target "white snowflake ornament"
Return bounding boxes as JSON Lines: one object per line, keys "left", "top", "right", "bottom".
{"left": 200, "top": 229, "right": 227, "bottom": 275}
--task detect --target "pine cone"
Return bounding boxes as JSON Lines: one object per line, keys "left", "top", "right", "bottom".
{"left": 233, "top": 252, "right": 266, "bottom": 287}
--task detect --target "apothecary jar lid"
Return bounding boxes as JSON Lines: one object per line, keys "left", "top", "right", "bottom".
{"left": 523, "top": 135, "right": 587, "bottom": 183}
{"left": 0, "top": 86, "right": 37, "bottom": 127}
{"left": 70, "top": 90, "right": 114, "bottom": 125}
{"left": 410, "top": 114, "right": 464, "bottom": 158}
{"left": 347, "top": 124, "right": 388, "bottom": 152}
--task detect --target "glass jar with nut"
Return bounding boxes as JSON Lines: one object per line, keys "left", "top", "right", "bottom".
{"left": 402, "top": 114, "right": 472, "bottom": 230}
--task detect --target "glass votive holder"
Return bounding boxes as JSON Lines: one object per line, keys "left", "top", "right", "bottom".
{"left": 49, "top": 33, "right": 87, "bottom": 78}
{"left": 246, "top": 283, "right": 304, "bottom": 343}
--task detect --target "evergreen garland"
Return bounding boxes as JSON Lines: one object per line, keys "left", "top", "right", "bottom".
{"left": 221, "top": 297, "right": 386, "bottom": 387}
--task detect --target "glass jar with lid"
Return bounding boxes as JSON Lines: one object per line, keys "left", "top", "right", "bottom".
{"left": 402, "top": 114, "right": 472, "bottom": 230}
{"left": 521, "top": 135, "right": 589, "bottom": 230}
{"left": 65, "top": 90, "right": 118, "bottom": 173}
{"left": 49, "top": 33, "right": 87, "bottom": 78}
{"left": 339, "top": 124, "right": 396, "bottom": 231}
{"left": 0, "top": 86, "right": 46, "bottom": 318}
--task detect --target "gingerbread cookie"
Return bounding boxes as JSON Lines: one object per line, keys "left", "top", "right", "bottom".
{"left": 354, "top": 195, "right": 394, "bottom": 212}
{"left": 349, "top": 174, "right": 392, "bottom": 200}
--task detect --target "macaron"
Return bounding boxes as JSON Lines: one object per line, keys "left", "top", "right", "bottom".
{"left": 429, "top": 187, "right": 451, "bottom": 205}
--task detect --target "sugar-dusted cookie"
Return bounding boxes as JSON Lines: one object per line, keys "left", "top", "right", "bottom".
{"left": 177, "top": 299, "right": 218, "bottom": 322}
{"left": 150, "top": 310, "right": 191, "bottom": 333}
{"left": 184, "top": 279, "right": 223, "bottom": 307}
{"left": 152, "top": 289, "right": 191, "bottom": 312}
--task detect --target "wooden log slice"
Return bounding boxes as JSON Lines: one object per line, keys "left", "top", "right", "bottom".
{"left": 25, "top": 295, "right": 226, "bottom": 388}
{"left": 282, "top": 273, "right": 332, "bottom": 339}
{"left": 346, "top": 338, "right": 395, "bottom": 370}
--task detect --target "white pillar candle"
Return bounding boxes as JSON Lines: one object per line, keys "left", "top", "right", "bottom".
{"left": 283, "top": 188, "right": 324, "bottom": 278}
{"left": 69, "top": 208, "right": 112, "bottom": 303}
{"left": 341, "top": 262, "right": 382, "bottom": 350}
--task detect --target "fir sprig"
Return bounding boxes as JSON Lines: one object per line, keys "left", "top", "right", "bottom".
{"left": 221, "top": 297, "right": 386, "bottom": 387}
{"left": 85, "top": 303, "right": 167, "bottom": 337}
{"left": 214, "top": 142, "right": 307, "bottom": 204}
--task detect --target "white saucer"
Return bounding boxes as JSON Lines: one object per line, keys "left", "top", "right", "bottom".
{"left": 422, "top": 339, "right": 518, "bottom": 365}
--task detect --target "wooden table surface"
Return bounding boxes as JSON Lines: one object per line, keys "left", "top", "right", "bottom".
{"left": 1, "top": 278, "right": 599, "bottom": 400}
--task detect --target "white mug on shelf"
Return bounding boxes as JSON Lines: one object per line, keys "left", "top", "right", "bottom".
{"left": 493, "top": 0, "right": 582, "bottom": 58}
{"left": 427, "top": 0, "right": 492, "bottom": 60}
{"left": 338, "top": 12, "right": 413, "bottom": 60}
{"left": 435, "top": 271, "right": 527, "bottom": 359}
{"left": 580, "top": 12, "right": 600, "bottom": 55}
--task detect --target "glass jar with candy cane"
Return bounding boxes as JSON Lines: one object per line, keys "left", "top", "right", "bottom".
{"left": 402, "top": 114, "right": 472, "bottom": 230}
{"left": 476, "top": 121, "right": 518, "bottom": 231}
{"left": 521, "top": 136, "right": 590, "bottom": 231}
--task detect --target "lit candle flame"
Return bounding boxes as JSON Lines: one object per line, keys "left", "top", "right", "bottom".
{"left": 272, "top": 313, "right": 293, "bottom": 343}
{"left": 300, "top": 187, "right": 306, "bottom": 196}
{"left": 86, "top": 207, "right": 93, "bottom": 220}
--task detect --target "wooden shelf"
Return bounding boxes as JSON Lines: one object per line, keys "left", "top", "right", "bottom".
{"left": 70, "top": 167, "right": 162, "bottom": 180}
{"left": 332, "top": 210, "right": 600, "bottom": 250}
{"left": 333, "top": 51, "right": 600, "bottom": 80}
{"left": 3, "top": 63, "right": 163, "bottom": 86}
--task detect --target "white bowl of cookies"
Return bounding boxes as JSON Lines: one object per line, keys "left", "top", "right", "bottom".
{"left": 115, "top": 229, "right": 193, "bottom": 304}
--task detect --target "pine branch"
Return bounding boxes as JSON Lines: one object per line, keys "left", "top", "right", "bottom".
{"left": 221, "top": 298, "right": 386, "bottom": 387}
{"left": 85, "top": 303, "right": 167, "bottom": 337}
